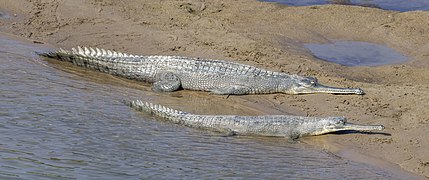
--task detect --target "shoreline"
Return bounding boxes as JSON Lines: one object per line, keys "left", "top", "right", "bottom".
{"left": 302, "top": 137, "right": 425, "bottom": 179}
{"left": 1, "top": 0, "right": 428, "bottom": 178}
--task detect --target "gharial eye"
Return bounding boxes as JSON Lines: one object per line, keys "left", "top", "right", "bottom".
{"left": 311, "top": 77, "right": 318, "bottom": 83}
{"left": 305, "top": 77, "right": 318, "bottom": 84}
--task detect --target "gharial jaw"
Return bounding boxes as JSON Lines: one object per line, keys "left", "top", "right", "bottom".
{"left": 283, "top": 76, "right": 365, "bottom": 95}
{"left": 308, "top": 118, "right": 385, "bottom": 136}
{"left": 293, "top": 83, "right": 365, "bottom": 95}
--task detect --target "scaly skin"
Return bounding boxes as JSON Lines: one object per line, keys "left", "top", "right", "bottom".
{"left": 38, "top": 46, "right": 364, "bottom": 95}
{"left": 129, "top": 100, "right": 384, "bottom": 139}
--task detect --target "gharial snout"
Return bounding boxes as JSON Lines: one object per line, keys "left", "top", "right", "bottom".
{"left": 335, "top": 122, "right": 385, "bottom": 132}
{"left": 298, "top": 84, "right": 365, "bottom": 95}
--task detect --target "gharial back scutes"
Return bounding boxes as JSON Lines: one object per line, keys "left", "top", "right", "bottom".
{"left": 53, "top": 46, "right": 283, "bottom": 77}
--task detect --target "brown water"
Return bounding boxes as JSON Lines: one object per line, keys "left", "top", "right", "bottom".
{"left": 0, "top": 32, "right": 410, "bottom": 179}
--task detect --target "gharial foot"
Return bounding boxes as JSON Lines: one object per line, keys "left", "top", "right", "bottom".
{"left": 152, "top": 72, "right": 181, "bottom": 92}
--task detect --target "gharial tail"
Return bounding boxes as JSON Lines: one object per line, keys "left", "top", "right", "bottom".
{"left": 129, "top": 100, "right": 189, "bottom": 121}
{"left": 37, "top": 46, "right": 138, "bottom": 62}
{"left": 36, "top": 48, "right": 73, "bottom": 61}
{"left": 37, "top": 46, "right": 147, "bottom": 78}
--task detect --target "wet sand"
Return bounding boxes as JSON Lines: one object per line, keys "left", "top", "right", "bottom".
{"left": 1, "top": 0, "right": 428, "bottom": 177}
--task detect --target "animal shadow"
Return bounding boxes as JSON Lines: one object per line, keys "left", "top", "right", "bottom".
{"left": 330, "top": 130, "right": 391, "bottom": 136}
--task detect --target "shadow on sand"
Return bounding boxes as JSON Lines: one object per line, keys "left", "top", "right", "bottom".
{"left": 330, "top": 130, "right": 391, "bottom": 136}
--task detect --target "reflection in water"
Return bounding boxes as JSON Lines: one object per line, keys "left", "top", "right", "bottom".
{"left": 0, "top": 33, "right": 402, "bottom": 179}
{"left": 305, "top": 41, "right": 407, "bottom": 66}
{"left": 262, "top": 0, "right": 429, "bottom": 12}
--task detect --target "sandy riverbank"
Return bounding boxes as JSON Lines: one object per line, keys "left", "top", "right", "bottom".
{"left": 1, "top": 0, "right": 428, "bottom": 177}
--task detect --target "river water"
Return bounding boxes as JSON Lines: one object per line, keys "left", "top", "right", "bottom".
{"left": 0, "top": 32, "right": 407, "bottom": 179}
{"left": 262, "top": 0, "right": 429, "bottom": 12}
{"left": 305, "top": 41, "right": 408, "bottom": 66}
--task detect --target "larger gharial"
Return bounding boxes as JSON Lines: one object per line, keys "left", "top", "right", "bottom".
{"left": 38, "top": 46, "right": 364, "bottom": 95}
{"left": 129, "top": 100, "right": 384, "bottom": 139}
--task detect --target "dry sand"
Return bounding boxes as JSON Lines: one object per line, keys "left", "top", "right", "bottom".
{"left": 1, "top": 0, "right": 428, "bottom": 178}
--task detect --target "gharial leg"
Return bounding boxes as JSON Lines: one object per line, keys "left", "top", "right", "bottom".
{"left": 152, "top": 72, "right": 182, "bottom": 92}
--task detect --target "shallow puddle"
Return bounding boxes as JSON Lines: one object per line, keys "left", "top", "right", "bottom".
{"left": 0, "top": 9, "right": 14, "bottom": 19}
{"left": 304, "top": 41, "right": 407, "bottom": 66}
{"left": 262, "top": 0, "right": 429, "bottom": 12}
{"left": 0, "top": 32, "right": 416, "bottom": 179}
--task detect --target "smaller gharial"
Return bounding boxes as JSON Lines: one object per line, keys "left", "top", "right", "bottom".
{"left": 39, "top": 46, "right": 364, "bottom": 95}
{"left": 129, "top": 100, "right": 384, "bottom": 139}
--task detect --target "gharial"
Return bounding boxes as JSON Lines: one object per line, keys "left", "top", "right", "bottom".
{"left": 129, "top": 100, "right": 384, "bottom": 139}
{"left": 38, "top": 46, "right": 364, "bottom": 95}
